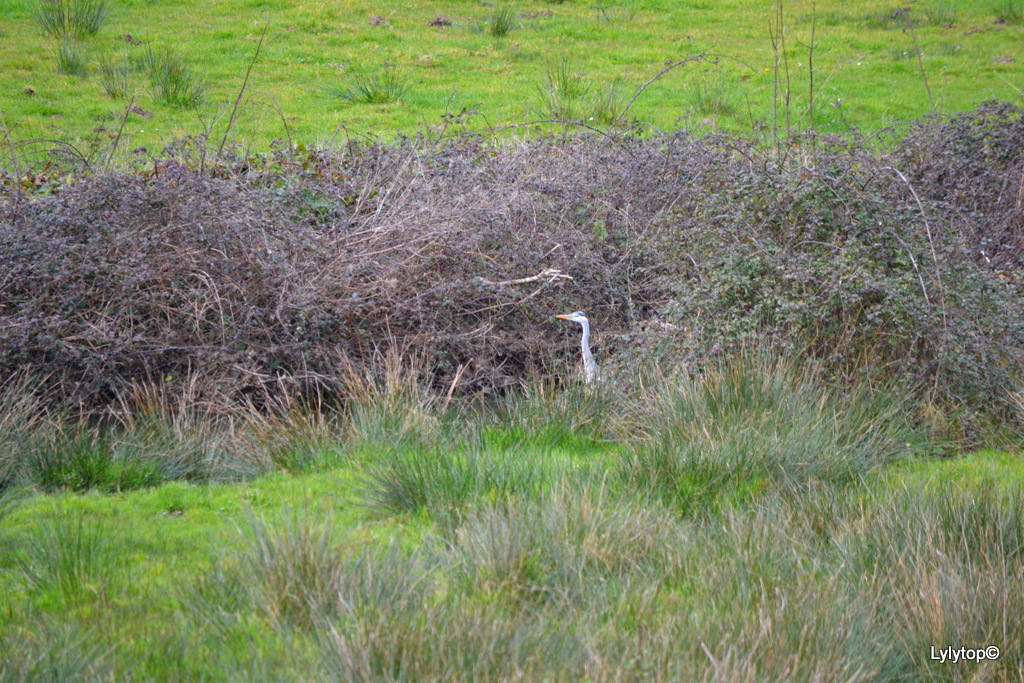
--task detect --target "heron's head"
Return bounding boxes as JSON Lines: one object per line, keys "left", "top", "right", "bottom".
{"left": 556, "top": 311, "right": 588, "bottom": 325}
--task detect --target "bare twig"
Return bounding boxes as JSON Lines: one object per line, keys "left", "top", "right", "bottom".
{"left": 807, "top": 1, "right": 817, "bottom": 132}
{"left": 444, "top": 361, "right": 469, "bottom": 406}
{"left": 611, "top": 52, "right": 706, "bottom": 130}
{"left": 106, "top": 96, "right": 137, "bottom": 169}
{"left": 0, "top": 114, "right": 25, "bottom": 209}
{"left": 217, "top": 24, "right": 268, "bottom": 157}
{"left": 884, "top": 165, "right": 948, "bottom": 393}
{"left": 896, "top": 9, "right": 935, "bottom": 111}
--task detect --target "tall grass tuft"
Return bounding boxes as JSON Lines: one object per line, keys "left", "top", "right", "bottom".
{"left": 17, "top": 507, "right": 122, "bottom": 603}
{"left": 623, "top": 354, "right": 918, "bottom": 514}
{"left": 247, "top": 406, "right": 346, "bottom": 473}
{"left": 448, "top": 485, "right": 684, "bottom": 608}
{"left": 686, "top": 493, "right": 906, "bottom": 680}
{"left": 111, "top": 380, "right": 269, "bottom": 483}
{"left": 337, "top": 63, "right": 409, "bottom": 105}
{"left": 185, "top": 511, "right": 431, "bottom": 637}
{"left": 688, "top": 73, "right": 736, "bottom": 117}
{"left": 34, "top": 0, "right": 110, "bottom": 39}
{"left": 483, "top": 375, "right": 617, "bottom": 454}
{"left": 535, "top": 54, "right": 589, "bottom": 120}
{"left": 921, "top": 0, "right": 959, "bottom": 24}
{"left": 142, "top": 44, "right": 207, "bottom": 108}
{"left": 0, "top": 378, "right": 54, "bottom": 490}
{"left": 55, "top": 37, "right": 89, "bottom": 77}
{"left": 24, "top": 426, "right": 164, "bottom": 492}
{"left": 98, "top": 53, "right": 134, "bottom": 100}
{"left": 832, "top": 479, "right": 1024, "bottom": 678}
{"left": 591, "top": 80, "right": 621, "bottom": 125}
{"left": 237, "top": 510, "right": 347, "bottom": 628}
{"left": 488, "top": 4, "right": 519, "bottom": 37}
{"left": 0, "top": 621, "right": 110, "bottom": 682}
{"left": 993, "top": 0, "right": 1024, "bottom": 23}
{"left": 337, "top": 351, "right": 441, "bottom": 454}
{"left": 360, "top": 443, "right": 550, "bottom": 537}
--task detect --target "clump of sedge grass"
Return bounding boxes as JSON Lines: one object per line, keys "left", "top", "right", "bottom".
{"left": 0, "top": 620, "right": 109, "bottom": 682}
{"left": 34, "top": 0, "right": 110, "bottom": 39}
{"left": 360, "top": 442, "right": 551, "bottom": 538}
{"left": 237, "top": 510, "right": 347, "bottom": 628}
{"left": 623, "top": 353, "right": 919, "bottom": 514}
{"left": 17, "top": 507, "right": 123, "bottom": 603}
{"left": 488, "top": 4, "right": 519, "bottom": 36}
{"left": 688, "top": 73, "right": 737, "bottom": 117}
{"left": 98, "top": 53, "right": 134, "bottom": 100}
{"left": 337, "top": 63, "right": 409, "bottom": 105}
{"left": 185, "top": 509, "right": 429, "bottom": 634}
{"left": 920, "top": 0, "right": 959, "bottom": 24}
{"left": 992, "top": 0, "right": 1024, "bottom": 23}
{"left": 590, "top": 80, "right": 621, "bottom": 125}
{"left": 55, "top": 37, "right": 89, "bottom": 76}
{"left": 534, "top": 54, "right": 590, "bottom": 120}
{"left": 141, "top": 43, "right": 207, "bottom": 108}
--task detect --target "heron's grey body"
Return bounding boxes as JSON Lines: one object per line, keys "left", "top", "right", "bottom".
{"left": 556, "top": 311, "right": 599, "bottom": 383}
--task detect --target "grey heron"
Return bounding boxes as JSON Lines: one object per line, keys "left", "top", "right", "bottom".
{"left": 556, "top": 311, "right": 599, "bottom": 383}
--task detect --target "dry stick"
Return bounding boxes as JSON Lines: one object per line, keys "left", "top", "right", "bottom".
{"left": 885, "top": 165, "right": 948, "bottom": 394}
{"left": 0, "top": 114, "right": 25, "bottom": 210}
{"left": 471, "top": 268, "right": 574, "bottom": 315}
{"left": 217, "top": 24, "right": 268, "bottom": 157}
{"left": 781, "top": 1, "right": 792, "bottom": 137}
{"left": 808, "top": 0, "right": 817, "bottom": 133}
{"left": 476, "top": 268, "right": 573, "bottom": 288}
{"left": 248, "top": 91, "right": 293, "bottom": 151}
{"left": 106, "top": 95, "right": 136, "bottom": 169}
{"left": 769, "top": 12, "right": 781, "bottom": 155}
{"left": 444, "top": 361, "right": 469, "bottom": 407}
{"left": 898, "top": 9, "right": 935, "bottom": 111}
{"left": 611, "top": 52, "right": 706, "bottom": 130}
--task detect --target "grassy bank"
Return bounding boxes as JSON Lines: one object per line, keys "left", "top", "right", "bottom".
{"left": 0, "top": 355, "right": 1021, "bottom": 680}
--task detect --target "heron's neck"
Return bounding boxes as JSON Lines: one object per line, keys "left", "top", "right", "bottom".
{"left": 579, "top": 319, "right": 592, "bottom": 362}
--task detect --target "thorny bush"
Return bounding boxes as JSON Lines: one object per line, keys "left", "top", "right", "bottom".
{"left": 1, "top": 103, "right": 1022, "bottom": 433}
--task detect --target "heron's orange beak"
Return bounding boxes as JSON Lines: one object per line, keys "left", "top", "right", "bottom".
{"left": 555, "top": 314, "right": 572, "bottom": 320}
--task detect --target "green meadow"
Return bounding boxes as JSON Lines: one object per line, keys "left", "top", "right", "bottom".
{"left": 2, "top": 358, "right": 1023, "bottom": 680}
{"left": 1, "top": 0, "right": 1022, "bottom": 152}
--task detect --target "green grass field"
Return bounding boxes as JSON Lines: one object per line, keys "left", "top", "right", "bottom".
{"left": 1, "top": 0, "right": 1022, "bottom": 153}
{"left": 2, "top": 437, "right": 1022, "bottom": 679}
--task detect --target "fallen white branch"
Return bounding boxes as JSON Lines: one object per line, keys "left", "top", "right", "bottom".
{"left": 476, "top": 268, "right": 573, "bottom": 288}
